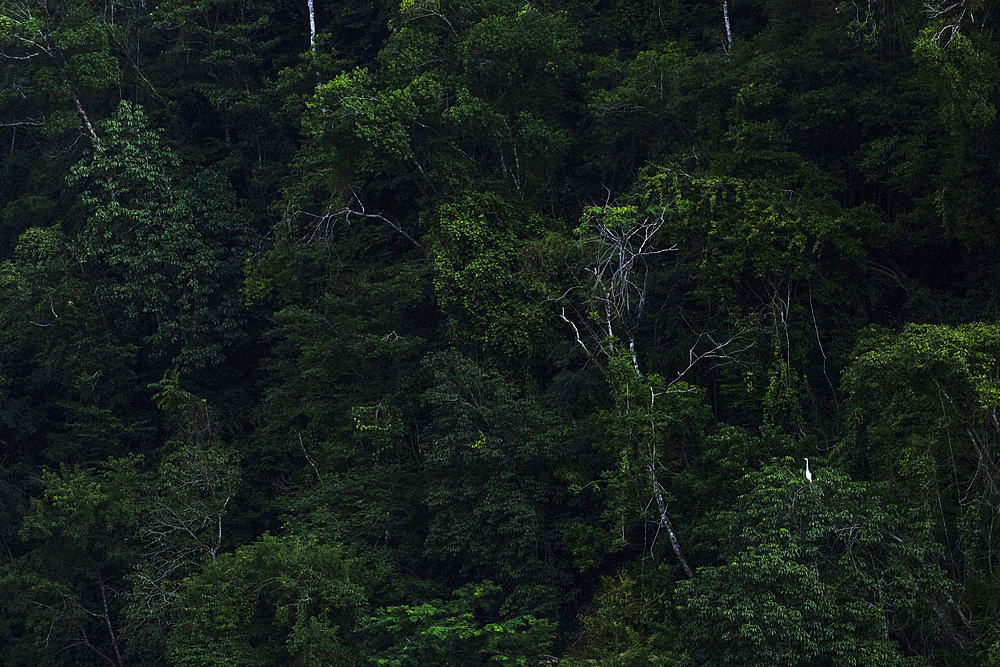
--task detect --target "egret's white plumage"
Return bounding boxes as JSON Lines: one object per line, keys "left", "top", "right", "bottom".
{"left": 804, "top": 458, "right": 812, "bottom": 483}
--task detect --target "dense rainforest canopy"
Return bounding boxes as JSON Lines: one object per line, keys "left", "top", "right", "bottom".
{"left": 2, "top": 0, "right": 1000, "bottom": 664}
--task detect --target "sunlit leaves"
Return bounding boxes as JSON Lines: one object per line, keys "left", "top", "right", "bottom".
{"left": 358, "top": 581, "right": 555, "bottom": 666}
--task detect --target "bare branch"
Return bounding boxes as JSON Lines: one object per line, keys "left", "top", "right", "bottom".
{"left": 0, "top": 118, "right": 45, "bottom": 127}
{"left": 344, "top": 190, "right": 423, "bottom": 249}
{"left": 924, "top": 1, "right": 969, "bottom": 47}
{"left": 298, "top": 432, "right": 322, "bottom": 481}
{"left": 291, "top": 191, "right": 423, "bottom": 249}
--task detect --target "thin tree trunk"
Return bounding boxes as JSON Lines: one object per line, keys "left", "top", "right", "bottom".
{"left": 307, "top": 0, "right": 316, "bottom": 49}
{"left": 73, "top": 93, "right": 97, "bottom": 139}
{"left": 653, "top": 479, "right": 695, "bottom": 578}
{"left": 77, "top": 621, "right": 118, "bottom": 667}
{"left": 723, "top": 1, "right": 733, "bottom": 50}
{"left": 96, "top": 567, "right": 123, "bottom": 666}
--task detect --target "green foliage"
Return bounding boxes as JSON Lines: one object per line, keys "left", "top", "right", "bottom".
{"left": 845, "top": 322, "right": 1000, "bottom": 488}
{"left": 677, "top": 460, "right": 945, "bottom": 664}
{"left": 565, "top": 568, "right": 679, "bottom": 665}
{"left": 595, "top": 368, "right": 709, "bottom": 562}
{"left": 68, "top": 101, "right": 250, "bottom": 369}
{"left": 679, "top": 544, "right": 902, "bottom": 666}
{"left": 421, "top": 350, "right": 573, "bottom": 616}
{"left": 167, "top": 534, "right": 368, "bottom": 666}
{"left": 0, "top": 225, "right": 92, "bottom": 345}
{"left": 19, "top": 455, "right": 142, "bottom": 552}
{"left": 125, "top": 373, "right": 242, "bottom": 659}
{"left": 358, "top": 580, "right": 555, "bottom": 666}
{"left": 309, "top": 0, "right": 578, "bottom": 202}
{"left": 0, "top": 0, "right": 121, "bottom": 139}
{"left": 5, "top": 0, "right": 1000, "bottom": 663}
{"left": 2, "top": 456, "right": 142, "bottom": 664}
{"left": 429, "top": 194, "right": 549, "bottom": 360}
{"left": 635, "top": 167, "right": 869, "bottom": 312}
{"left": 0, "top": 223, "right": 147, "bottom": 468}
{"left": 625, "top": 166, "right": 873, "bottom": 428}
{"left": 843, "top": 323, "right": 1000, "bottom": 644}
{"left": 913, "top": 26, "right": 997, "bottom": 131}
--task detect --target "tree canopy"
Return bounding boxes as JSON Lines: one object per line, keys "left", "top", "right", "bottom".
{"left": 3, "top": 0, "right": 1000, "bottom": 663}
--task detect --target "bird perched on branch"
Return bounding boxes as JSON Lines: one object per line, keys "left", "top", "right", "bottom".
{"left": 804, "top": 457, "right": 812, "bottom": 483}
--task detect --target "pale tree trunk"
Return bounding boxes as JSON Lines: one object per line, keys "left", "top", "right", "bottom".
{"left": 723, "top": 1, "right": 733, "bottom": 50}
{"left": 652, "top": 472, "right": 695, "bottom": 578}
{"left": 73, "top": 93, "right": 97, "bottom": 139}
{"left": 307, "top": 0, "right": 316, "bottom": 50}
{"left": 558, "top": 202, "right": 751, "bottom": 582}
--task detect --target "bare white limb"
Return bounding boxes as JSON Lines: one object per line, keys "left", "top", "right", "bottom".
{"left": 0, "top": 118, "right": 44, "bottom": 127}
{"left": 559, "top": 306, "right": 602, "bottom": 373}
{"left": 664, "top": 327, "right": 752, "bottom": 390}
{"left": 924, "top": 1, "right": 969, "bottom": 47}
{"left": 299, "top": 431, "right": 322, "bottom": 481}
{"left": 291, "top": 191, "right": 423, "bottom": 249}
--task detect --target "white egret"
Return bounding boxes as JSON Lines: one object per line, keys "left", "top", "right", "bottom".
{"left": 804, "top": 457, "right": 812, "bottom": 483}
